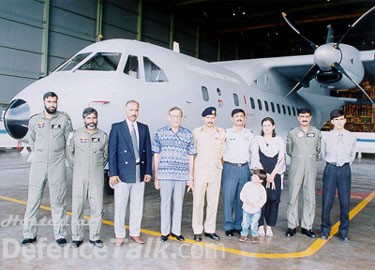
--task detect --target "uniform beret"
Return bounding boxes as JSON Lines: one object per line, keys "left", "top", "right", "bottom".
{"left": 201, "top": 107, "right": 216, "bottom": 117}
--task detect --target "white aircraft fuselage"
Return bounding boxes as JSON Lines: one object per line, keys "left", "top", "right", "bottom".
{"left": 4, "top": 39, "right": 373, "bottom": 141}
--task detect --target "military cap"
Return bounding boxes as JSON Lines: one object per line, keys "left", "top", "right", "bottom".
{"left": 201, "top": 107, "right": 217, "bottom": 117}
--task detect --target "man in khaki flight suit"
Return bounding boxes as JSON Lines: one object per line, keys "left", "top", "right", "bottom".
{"left": 66, "top": 107, "right": 108, "bottom": 248}
{"left": 22, "top": 92, "right": 73, "bottom": 247}
{"left": 192, "top": 107, "right": 226, "bottom": 241}
{"left": 286, "top": 108, "right": 321, "bottom": 239}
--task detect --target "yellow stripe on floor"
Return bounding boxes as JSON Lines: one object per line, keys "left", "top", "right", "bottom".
{"left": 0, "top": 190, "right": 374, "bottom": 259}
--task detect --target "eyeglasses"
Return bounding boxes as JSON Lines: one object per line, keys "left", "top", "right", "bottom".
{"left": 169, "top": 114, "right": 182, "bottom": 119}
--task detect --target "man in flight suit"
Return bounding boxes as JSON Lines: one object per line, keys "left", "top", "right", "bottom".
{"left": 286, "top": 108, "right": 321, "bottom": 238}
{"left": 22, "top": 92, "right": 73, "bottom": 247}
{"left": 66, "top": 107, "right": 108, "bottom": 248}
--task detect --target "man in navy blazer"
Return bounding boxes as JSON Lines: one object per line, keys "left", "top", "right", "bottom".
{"left": 109, "top": 100, "right": 152, "bottom": 246}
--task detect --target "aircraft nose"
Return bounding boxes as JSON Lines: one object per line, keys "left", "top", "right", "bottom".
{"left": 4, "top": 99, "right": 30, "bottom": 140}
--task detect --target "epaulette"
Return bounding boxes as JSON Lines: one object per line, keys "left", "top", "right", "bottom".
{"left": 59, "top": 111, "right": 72, "bottom": 121}
{"left": 29, "top": 113, "right": 40, "bottom": 119}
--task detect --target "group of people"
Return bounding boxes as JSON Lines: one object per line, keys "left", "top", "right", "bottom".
{"left": 20, "top": 91, "right": 357, "bottom": 249}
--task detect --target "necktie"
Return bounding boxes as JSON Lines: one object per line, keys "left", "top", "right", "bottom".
{"left": 131, "top": 124, "right": 140, "bottom": 162}
{"left": 336, "top": 133, "right": 345, "bottom": 166}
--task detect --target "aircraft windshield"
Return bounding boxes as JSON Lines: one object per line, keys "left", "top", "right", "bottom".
{"left": 144, "top": 57, "right": 168, "bottom": 82}
{"left": 58, "top": 53, "right": 91, "bottom": 71}
{"left": 79, "top": 52, "right": 121, "bottom": 71}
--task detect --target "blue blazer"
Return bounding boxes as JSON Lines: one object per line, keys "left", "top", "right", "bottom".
{"left": 108, "top": 120, "right": 152, "bottom": 183}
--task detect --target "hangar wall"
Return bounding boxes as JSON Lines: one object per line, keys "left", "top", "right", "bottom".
{"left": 0, "top": 0, "right": 218, "bottom": 106}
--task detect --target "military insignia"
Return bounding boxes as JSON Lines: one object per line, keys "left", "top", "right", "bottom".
{"left": 212, "top": 110, "right": 216, "bottom": 115}
{"left": 92, "top": 137, "right": 100, "bottom": 143}
{"left": 307, "top": 133, "right": 315, "bottom": 138}
{"left": 67, "top": 132, "right": 74, "bottom": 146}
{"left": 37, "top": 121, "right": 45, "bottom": 128}
{"left": 297, "top": 131, "right": 304, "bottom": 138}
{"left": 80, "top": 137, "right": 88, "bottom": 143}
{"left": 51, "top": 124, "right": 61, "bottom": 129}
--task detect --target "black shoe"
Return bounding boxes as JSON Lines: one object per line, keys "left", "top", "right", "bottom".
{"left": 301, "top": 228, "right": 316, "bottom": 238}
{"left": 70, "top": 240, "right": 83, "bottom": 248}
{"left": 204, "top": 232, "right": 220, "bottom": 241}
{"left": 340, "top": 235, "right": 350, "bottom": 243}
{"left": 232, "top": 229, "right": 242, "bottom": 235}
{"left": 320, "top": 232, "right": 329, "bottom": 240}
{"left": 21, "top": 238, "right": 37, "bottom": 246}
{"left": 171, "top": 233, "right": 185, "bottom": 241}
{"left": 194, "top": 234, "right": 202, "bottom": 242}
{"left": 90, "top": 240, "right": 104, "bottom": 248}
{"left": 160, "top": 234, "right": 170, "bottom": 242}
{"left": 56, "top": 238, "right": 67, "bottom": 247}
{"left": 225, "top": 230, "right": 234, "bottom": 237}
{"left": 285, "top": 228, "right": 297, "bottom": 237}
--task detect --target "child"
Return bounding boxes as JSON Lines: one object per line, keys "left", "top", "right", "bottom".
{"left": 239, "top": 169, "right": 267, "bottom": 244}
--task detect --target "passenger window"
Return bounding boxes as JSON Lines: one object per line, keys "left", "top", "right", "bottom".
{"left": 287, "top": 106, "right": 291, "bottom": 115}
{"left": 250, "top": 97, "right": 255, "bottom": 109}
{"left": 277, "top": 104, "right": 281, "bottom": 114}
{"left": 79, "top": 52, "right": 121, "bottom": 71}
{"left": 201, "top": 86, "right": 209, "bottom": 101}
{"left": 292, "top": 107, "right": 296, "bottom": 116}
{"left": 271, "top": 102, "right": 275, "bottom": 113}
{"left": 257, "top": 99, "right": 262, "bottom": 111}
{"left": 264, "top": 101, "right": 269, "bottom": 112}
{"left": 124, "top": 55, "right": 139, "bottom": 78}
{"left": 58, "top": 53, "right": 91, "bottom": 71}
{"left": 144, "top": 57, "right": 168, "bottom": 82}
{"left": 217, "top": 88, "right": 222, "bottom": 96}
{"left": 233, "top": 93, "right": 239, "bottom": 106}
{"left": 282, "top": 105, "right": 286, "bottom": 115}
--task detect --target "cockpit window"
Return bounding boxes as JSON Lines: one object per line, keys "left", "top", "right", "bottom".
{"left": 124, "top": 55, "right": 139, "bottom": 79}
{"left": 58, "top": 53, "right": 91, "bottom": 71}
{"left": 143, "top": 57, "right": 168, "bottom": 82}
{"left": 78, "top": 52, "right": 121, "bottom": 71}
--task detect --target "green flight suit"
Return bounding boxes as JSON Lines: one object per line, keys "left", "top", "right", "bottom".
{"left": 66, "top": 127, "right": 108, "bottom": 241}
{"left": 23, "top": 111, "right": 72, "bottom": 240}
{"left": 286, "top": 126, "right": 321, "bottom": 230}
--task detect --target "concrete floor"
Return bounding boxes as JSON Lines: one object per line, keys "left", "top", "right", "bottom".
{"left": 0, "top": 149, "right": 374, "bottom": 270}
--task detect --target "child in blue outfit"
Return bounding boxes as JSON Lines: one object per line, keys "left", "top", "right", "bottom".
{"left": 239, "top": 169, "right": 267, "bottom": 244}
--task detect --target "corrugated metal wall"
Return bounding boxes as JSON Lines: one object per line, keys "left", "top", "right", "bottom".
{"left": 0, "top": 0, "right": 217, "bottom": 105}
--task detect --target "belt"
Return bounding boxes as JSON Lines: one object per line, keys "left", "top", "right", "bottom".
{"left": 136, "top": 162, "right": 141, "bottom": 166}
{"left": 327, "top": 162, "right": 349, "bottom": 167}
{"left": 224, "top": 161, "right": 248, "bottom": 167}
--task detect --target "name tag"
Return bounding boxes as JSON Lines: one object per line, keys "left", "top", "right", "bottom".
{"left": 307, "top": 133, "right": 315, "bottom": 138}
{"left": 92, "top": 137, "right": 100, "bottom": 143}
{"left": 51, "top": 124, "right": 61, "bottom": 129}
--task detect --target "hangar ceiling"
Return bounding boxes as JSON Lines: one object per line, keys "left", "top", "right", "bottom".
{"left": 150, "top": 0, "right": 375, "bottom": 58}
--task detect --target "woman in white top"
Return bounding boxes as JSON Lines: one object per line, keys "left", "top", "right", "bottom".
{"left": 251, "top": 117, "right": 286, "bottom": 237}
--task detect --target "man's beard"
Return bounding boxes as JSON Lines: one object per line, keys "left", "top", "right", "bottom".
{"left": 45, "top": 105, "right": 56, "bottom": 114}
{"left": 85, "top": 123, "right": 97, "bottom": 129}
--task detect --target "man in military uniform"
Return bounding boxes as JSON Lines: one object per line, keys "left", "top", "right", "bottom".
{"left": 22, "top": 92, "right": 73, "bottom": 247}
{"left": 286, "top": 108, "right": 321, "bottom": 238}
{"left": 66, "top": 108, "right": 108, "bottom": 248}
{"left": 192, "top": 107, "right": 226, "bottom": 242}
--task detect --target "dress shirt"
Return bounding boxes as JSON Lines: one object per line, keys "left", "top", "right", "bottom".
{"left": 223, "top": 127, "right": 253, "bottom": 163}
{"left": 321, "top": 129, "right": 356, "bottom": 166}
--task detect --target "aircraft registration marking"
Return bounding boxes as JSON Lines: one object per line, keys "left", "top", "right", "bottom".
{"left": 0, "top": 190, "right": 374, "bottom": 259}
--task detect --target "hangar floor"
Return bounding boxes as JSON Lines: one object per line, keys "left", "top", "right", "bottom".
{"left": 0, "top": 150, "right": 374, "bottom": 269}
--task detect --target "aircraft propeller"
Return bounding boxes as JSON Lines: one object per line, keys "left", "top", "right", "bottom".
{"left": 282, "top": 6, "right": 375, "bottom": 105}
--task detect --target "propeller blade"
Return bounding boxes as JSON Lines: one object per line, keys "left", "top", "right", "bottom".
{"left": 326, "top": 24, "right": 334, "bottom": 43}
{"left": 333, "top": 63, "right": 375, "bottom": 105}
{"left": 285, "top": 64, "right": 319, "bottom": 98}
{"left": 336, "top": 6, "right": 375, "bottom": 47}
{"left": 282, "top": 12, "right": 318, "bottom": 50}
